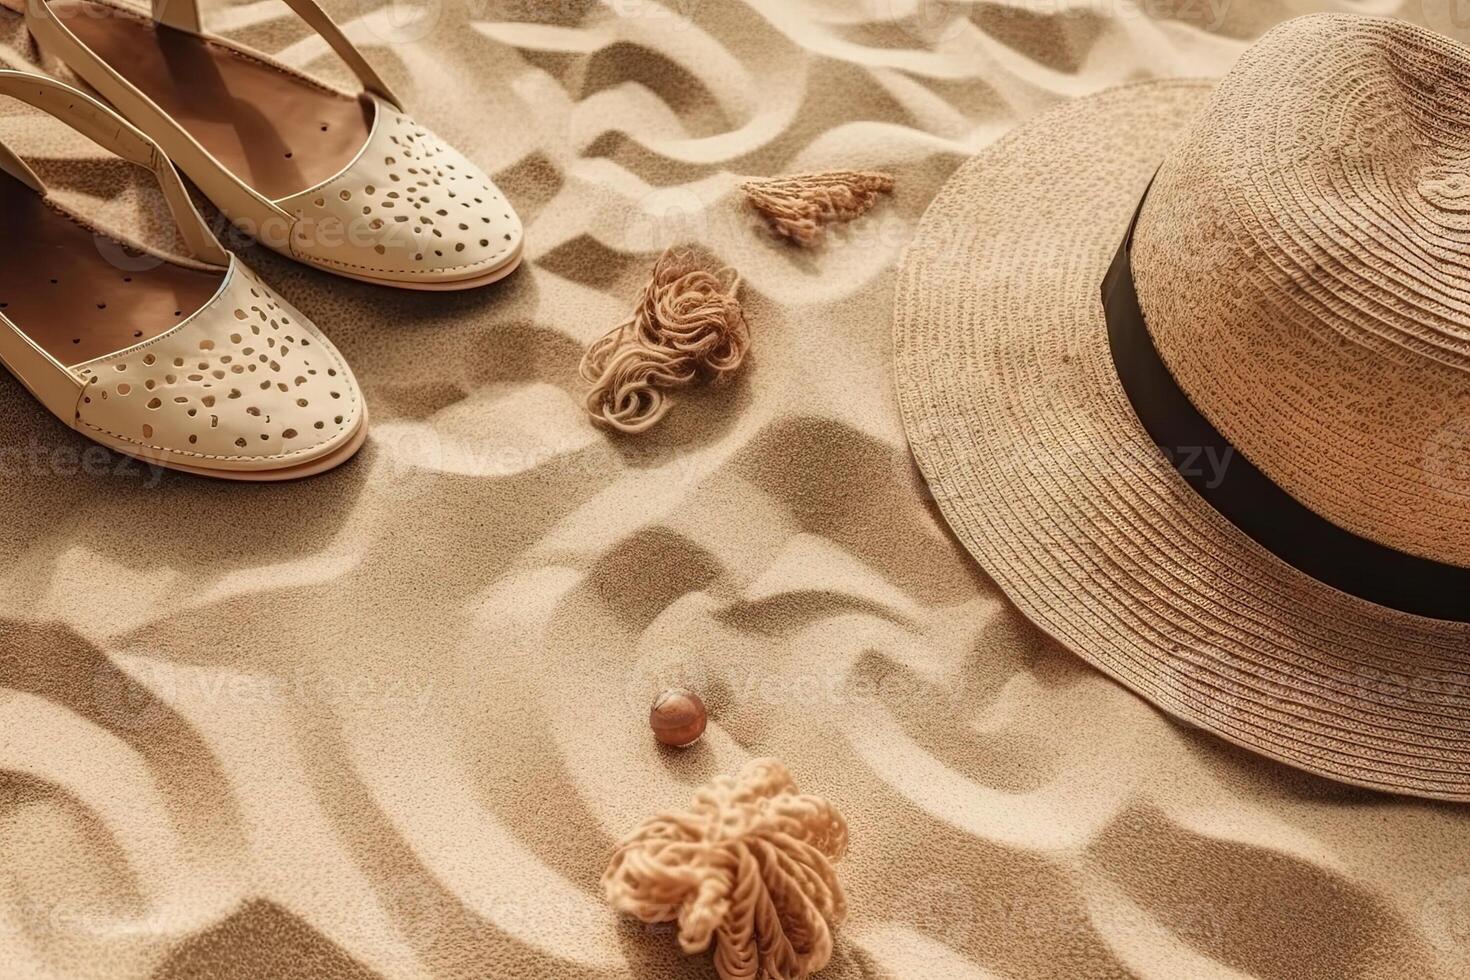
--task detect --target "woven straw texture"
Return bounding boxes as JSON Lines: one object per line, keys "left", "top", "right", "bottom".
{"left": 893, "top": 21, "right": 1470, "bottom": 801}
{"left": 1135, "top": 15, "right": 1470, "bottom": 566}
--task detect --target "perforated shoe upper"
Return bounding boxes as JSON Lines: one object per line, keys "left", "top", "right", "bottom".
{"left": 276, "top": 99, "right": 523, "bottom": 287}
{"left": 73, "top": 261, "right": 363, "bottom": 470}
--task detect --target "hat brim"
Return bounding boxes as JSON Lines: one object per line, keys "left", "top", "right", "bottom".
{"left": 893, "top": 79, "right": 1470, "bottom": 800}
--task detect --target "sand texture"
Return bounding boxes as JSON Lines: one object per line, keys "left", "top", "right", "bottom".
{"left": 0, "top": 0, "right": 1468, "bottom": 977}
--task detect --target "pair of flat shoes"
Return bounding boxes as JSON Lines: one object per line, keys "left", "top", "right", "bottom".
{"left": 0, "top": 0, "right": 525, "bottom": 480}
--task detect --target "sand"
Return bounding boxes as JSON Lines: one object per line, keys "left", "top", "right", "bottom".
{"left": 0, "top": 0, "right": 1467, "bottom": 977}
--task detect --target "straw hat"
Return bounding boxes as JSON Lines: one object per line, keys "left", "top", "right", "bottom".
{"left": 893, "top": 14, "right": 1470, "bottom": 800}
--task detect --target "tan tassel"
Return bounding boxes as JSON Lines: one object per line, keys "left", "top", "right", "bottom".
{"left": 603, "top": 759, "right": 848, "bottom": 980}
{"left": 580, "top": 247, "right": 748, "bottom": 434}
{"left": 741, "top": 170, "right": 895, "bottom": 246}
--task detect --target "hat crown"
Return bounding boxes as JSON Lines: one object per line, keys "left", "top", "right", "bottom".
{"left": 1132, "top": 14, "right": 1470, "bottom": 569}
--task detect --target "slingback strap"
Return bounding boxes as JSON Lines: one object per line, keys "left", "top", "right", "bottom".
{"left": 0, "top": 71, "right": 230, "bottom": 267}
{"left": 150, "top": 0, "right": 198, "bottom": 32}
{"left": 150, "top": 0, "right": 401, "bottom": 108}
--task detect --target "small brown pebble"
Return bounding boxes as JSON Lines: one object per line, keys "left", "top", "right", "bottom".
{"left": 649, "top": 688, "right": 707, "bottom": 747}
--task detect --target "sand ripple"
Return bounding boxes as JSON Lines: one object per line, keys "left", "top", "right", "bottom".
{"left": 1, "top": 1, "right": 1467, "bottom": 977}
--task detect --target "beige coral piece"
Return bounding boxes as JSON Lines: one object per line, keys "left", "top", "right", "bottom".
{"left": 603, "top": 759, "right": 848, "bottom": 980}
{"left": 741, "top": 170, "right": 895, "bottom": 245}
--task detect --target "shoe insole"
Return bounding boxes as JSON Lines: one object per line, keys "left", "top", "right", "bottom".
{"left": 0, "top": 171, "right": 225, "bottom": 365}
{"left": 56, "top": 0, "right": 373, "bottom": 201}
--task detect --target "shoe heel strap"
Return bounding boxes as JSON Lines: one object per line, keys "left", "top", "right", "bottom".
{"left": 0, "top": 70, "right": 231, "bottom": 268}
{"left": 150, "top": 0, "right": 401, "bottom": 108}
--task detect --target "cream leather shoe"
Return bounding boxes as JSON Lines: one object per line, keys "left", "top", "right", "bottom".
{"left": 0, "top": 70, "right": 367, "bottom": 480}
{"left": 22, "top": 0, "right": 525, "bottom": 290}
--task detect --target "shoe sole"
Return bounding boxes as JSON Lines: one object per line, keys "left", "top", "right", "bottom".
{"left": 308, "top": 238, "right": 525, "bottom": 292}
{"left": 87, "top": 403, "right": 370, "bottom": 482}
